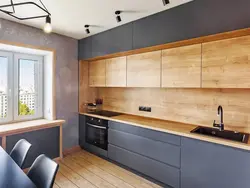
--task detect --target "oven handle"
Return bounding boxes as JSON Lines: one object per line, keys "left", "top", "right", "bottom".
{"left": 86, "top": 123, "right": 107, "bottom": 130}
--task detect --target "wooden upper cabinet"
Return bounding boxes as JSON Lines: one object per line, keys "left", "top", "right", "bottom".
{"left": 202, "top": 36, "right": 250, "bottom": 88}
{"left": 106, "top": 57, "right": 127, "bottom": 87}
{"left": 89, "top": 60, "right": 106, "bottom": 87}
{"left": 162, "top": 44, "right": 201, "bottom": 88}
{"left": 127, "top": 51, "right": 161, "bottom": 87}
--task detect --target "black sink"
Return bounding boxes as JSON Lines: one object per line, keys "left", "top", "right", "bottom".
{"left": 191, "top": 126, "right": 249, "bottom": 143}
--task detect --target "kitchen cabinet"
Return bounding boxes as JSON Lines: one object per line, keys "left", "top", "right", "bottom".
{"left": 79, "top": 114, "right": 86, "bottom": 148}
{"left": 109, "top": 129, "right": 181, "bottom": 168}
{"left": 202, "top": 35, "right": 250, "bottom": 88}
{"left": 108, "top": 121, "right": 181, "bottom": 187}
{"left": 127, "top": 51, "right": 161, "bottom": 87}
{"left": 162, "top": 44, "right": 201, "bottom": 88}
{"left": 109, "top": 144, "right": 179, "bottom": 188}
{"left": 181, "top": 137, "right": 250, "bottom": 188}
{"left": 109, "top": 121, "right": 181, "bottom": 146}
{"left": 89, "top": 60, "right": 106, "bottom": 87}
{"left": 106, "top": 57, "right": 127, "bottom": 87}
{"left": 91, "top": 23, "right": 133, "bottom": 58}
{"left": 78, "top": 36, "right": 92, "bottom": 60}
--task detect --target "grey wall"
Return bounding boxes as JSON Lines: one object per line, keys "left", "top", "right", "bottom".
{"left": 0, "top": 19, "right": 78, "bottom": 150}
{"left": 6, "top": 127, "right": 60, "bottom": 168}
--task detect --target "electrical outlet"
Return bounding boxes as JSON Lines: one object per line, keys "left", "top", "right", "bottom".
{"left": 139, "top": 106, "right": 144, "bottom": 111}
{"left": 139, "top": 106, "right": 151, "bottom": 112}
{"left": 145, "top": 107, "right": 152, "bottom": 112}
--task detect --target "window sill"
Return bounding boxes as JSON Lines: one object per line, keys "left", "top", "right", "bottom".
{"left": 0, "top": 119, "right": 65, "bottom": 136}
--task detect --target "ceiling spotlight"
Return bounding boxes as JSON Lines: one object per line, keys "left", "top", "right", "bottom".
{"left": 44, "top": 16, "right": 52, "bottom": 33}
{"left": 85, "top": 25, "right": 90, "bottom": 34}
{"left": 115, "top": 10, "right": 122, "bottom": 22}
{"left": 162, "top": 0, "right": 170, "bottom": 6}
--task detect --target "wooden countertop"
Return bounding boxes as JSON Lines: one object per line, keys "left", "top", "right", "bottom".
{"left": 80, "top": 112, "right": 250, "bottom": 151}
{"left": 0, "top": 119, "right": 65, "bottom": 136}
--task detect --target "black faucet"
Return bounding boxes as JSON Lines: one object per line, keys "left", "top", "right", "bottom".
{"left": 213, "top": 105, "right": 224, "bottom": 131}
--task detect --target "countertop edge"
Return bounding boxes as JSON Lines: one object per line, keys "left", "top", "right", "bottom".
{"left": 0, "top": 119, "right": 65, "bottom": 136}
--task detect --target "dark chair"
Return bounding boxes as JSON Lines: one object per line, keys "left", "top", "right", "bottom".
{"left": 10, "top": 139, "right": 32, "bottom": 169}
{"left": 27, "top": 154, "right": 59, "bottom": 188}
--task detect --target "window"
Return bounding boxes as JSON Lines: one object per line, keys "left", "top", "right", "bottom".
{"left": 0, "top": 51, "right": 43, "bottom": 123}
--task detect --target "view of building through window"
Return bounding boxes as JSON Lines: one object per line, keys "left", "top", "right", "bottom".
{"left": 0, "top": 56, "right": 8, "bottom": 119}
{"left": 18, "top": 59, "right": 36, "bottom": 116}
{"left": 0, "top": 53, "right": 42, "bottom": 122}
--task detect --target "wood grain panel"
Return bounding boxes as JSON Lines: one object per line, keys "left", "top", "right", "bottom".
{"left": 98, "top": 88, "right": 250, "bottom": 132}
{"left": 202, "top": 35, "right": 250, "bottom": 88}
{"left": 106, "top": 57, "right": 127, "bottom": 87}
{"left": 127, "top": 51, "right": 161, "bottom": 87}
{"left": 79, "top": 60, "right": 98, "bottom": 111}
{"left": 162, "top": 44, "right": 201, "bottom": 88}
{"left": 89, "top": 60, "right": 106, "bottom": 87}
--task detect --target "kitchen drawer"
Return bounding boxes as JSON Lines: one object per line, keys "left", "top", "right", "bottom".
{"left": 109, "top": 129, "right": 180, "bottom": 168}
{"left": 108, "top": 144, "right": 180, "bottom": 188}
{"left": 109, "top": 121, "right": 180, "bottom": 146}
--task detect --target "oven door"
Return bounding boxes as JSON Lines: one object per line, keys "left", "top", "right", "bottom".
{"left": 85, "top": 122, "right": 108, "bottom": 150}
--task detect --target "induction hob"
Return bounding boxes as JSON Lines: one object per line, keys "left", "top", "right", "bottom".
{"left": 88, "top": 110, "right": 123, "bottom": 117}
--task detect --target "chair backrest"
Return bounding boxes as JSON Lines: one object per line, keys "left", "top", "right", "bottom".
{"left": 10, "top": 139, "right": 32, "bottom": 169}
{"left": 27, "top": 154, "right": 59, "bottom": 188}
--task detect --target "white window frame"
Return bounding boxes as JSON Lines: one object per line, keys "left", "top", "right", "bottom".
{"left": 0, "top": 51, "right": 13, "bottom": 123}
{"left": 0, "top": 51, "right": 44, "bottom": 124}
{"left": 14, "top": 53, "right": 43, "bottom": 121}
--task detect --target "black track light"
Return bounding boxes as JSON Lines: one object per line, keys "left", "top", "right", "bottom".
{"left": 85, "top": 25, "right": 90, "bottom": 34}
{"left": 115, "top": 10, "right": 122, "bottom": 22}
{"left": 162, "top": 0, "right": 170, "bottom": 6}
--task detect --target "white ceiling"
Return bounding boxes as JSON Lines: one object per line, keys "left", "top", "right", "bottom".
{"left": 0, "top": 0, "right": 193, "bottom": 39}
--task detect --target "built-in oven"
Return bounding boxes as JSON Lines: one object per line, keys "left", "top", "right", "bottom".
{"left": 85, "top": 116, "right": 108, "bottom": 150}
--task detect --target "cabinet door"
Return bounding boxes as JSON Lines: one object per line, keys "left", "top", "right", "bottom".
{"left": 127, "top": 51, "right": 161, "bottom": 87}
{"left": 78, "top": 37, "right": 92, "bottom": 60}
{"left": 162, "top": 44, "right": 201, "bottom": 88}
{"left": 202, "top": 36, "right": 250, "bottom": 88}
{"left": 91, "top": 23, "right": 133, "bottom": 57}
{"left": 106, "top": 57, "right": 126, "bottom": 87}
{"left": 181, "top": 137, "right": 250, "bottom": 188}
{"left": 109, "top": 144, "right": 180, "bottom": 188}
{"left": 108, "top": 129, "right": 181, "bottom": 168}
{"left": 89, "top": 60, "right": 106, "bottom": 87}
{"left": 79, "top": 115, "right": 86, "bottom": 148}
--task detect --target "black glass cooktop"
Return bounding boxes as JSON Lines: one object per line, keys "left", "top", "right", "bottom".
{"left": 88, "top": 110, "right": 123, "bottom": 117}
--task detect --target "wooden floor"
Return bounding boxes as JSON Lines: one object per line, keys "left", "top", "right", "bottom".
{"left": 53, "top": 150, "right": 162, "bottom": 188}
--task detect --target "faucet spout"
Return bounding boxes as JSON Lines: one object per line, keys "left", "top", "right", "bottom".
{"left": 217, "top": 105, "right": 223, "bottom": 124}
{"left": 213, "top": 105, "right": 224, "bottom": 131}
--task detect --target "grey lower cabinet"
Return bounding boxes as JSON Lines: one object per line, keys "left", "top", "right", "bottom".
{"left": 181, "top": 137, "right": 250, "bottom": 188}
{"left": 79, "top": 114, "right": 86, "bottom": 148}
{"left": 108, "top": 121, "right": 181, "bottom": 188}
{"left": 82, "top": 118, "right": 250, "bottom": 188}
